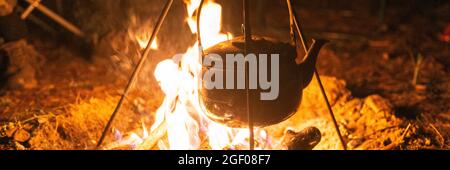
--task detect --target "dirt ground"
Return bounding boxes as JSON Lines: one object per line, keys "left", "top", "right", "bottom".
{"left": 0, "top": 1, "right": 449, "bottom": 150}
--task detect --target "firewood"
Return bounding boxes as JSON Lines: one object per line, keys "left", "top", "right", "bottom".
{"left": 383, "top": 123, "right": 412, "bottom": 150}
{"left": 135, "top": 121, "right": 168, "bottom": 150}
{"left": 21, "top": 0, "right": 40, "bottom": 19}
{"left": 23, "top": 0, "right": 85, "bottom": 37}
{"left": 281, "top": 127, "right": 321, "bottom": 150}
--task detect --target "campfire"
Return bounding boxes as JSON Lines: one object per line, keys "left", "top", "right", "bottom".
{"left": 93, "top": 0, "right": 377, "bottom": 151}
{"left": 0, "top": 0, "right": 448, "bottom": 152}
{"left": 103, "top": 0, "right": 323, "bottom": 150}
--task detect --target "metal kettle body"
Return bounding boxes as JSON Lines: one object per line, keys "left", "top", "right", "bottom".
{"left": 199, "top": 35, "right": 328, "bottom": 128}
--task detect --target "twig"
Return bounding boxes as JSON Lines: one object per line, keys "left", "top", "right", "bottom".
{"left": 15, "top": 6, "right": 58, "bottom": 35}
{"left": 401, "top": 123, "right": 412, "bottom": 139}
{"left": 429, "top": 124, "right": 445, "bottom": 147}
{"left": 135, "top": 121, "right": 168, "bottom": 150}
{"left": 21, "top": 0, "right": 41, "bottom": 20}
{"left": 383, "top": 123, "right": 412, "bottom": 150}
{"left": 24, "top": 0, "right": 85, "bottom": 37}
{"left": 55, "top": 0, "right": 63, "bottom": 15}
{"left": 412, "top": 53, "right": 424, "bottom": 85}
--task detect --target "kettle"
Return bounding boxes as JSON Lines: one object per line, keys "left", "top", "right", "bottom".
{"left": 199, "top": 35, "right": 329, "bottom": 128}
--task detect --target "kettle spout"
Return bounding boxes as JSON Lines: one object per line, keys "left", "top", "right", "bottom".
{"left": 298, "top": 39, "right": 329, "bottom": 88}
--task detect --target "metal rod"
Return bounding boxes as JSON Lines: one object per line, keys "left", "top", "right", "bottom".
{"left": 197, "top": 0, "right": 254, "bottom": 150}
{"left": 243, "top": 0, "right": 255, "bottom": 150}
{"left": 286, "top": 0, "right": 347, "bottom": 150}
{"left": 96, "top": 0, "right": 174, "bottom": 148}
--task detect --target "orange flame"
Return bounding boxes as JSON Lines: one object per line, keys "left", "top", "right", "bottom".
{"left": 151, "top": 0, "right": 274, "bottom": 150}
{"left": 116, "top": 0, "right": 276, "bottom": 150}
{"left": 128, "top": 15, "right": 159, "bottom": 50}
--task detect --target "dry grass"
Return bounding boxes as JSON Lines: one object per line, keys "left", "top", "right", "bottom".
{"left": 29, "top": 96, "right": 119, "bottom": 150}
{"left": 267, "top": 76, "right": 406, "bottom": 150}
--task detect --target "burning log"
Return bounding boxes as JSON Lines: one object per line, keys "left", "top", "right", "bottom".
{"left": 281, "top": 127, "right": 321, "bottom": 150}
{"left": 134, "top": 122, "right": 322, "bottom": 150}
{"left": 135, "top": 121, "right": 168, "bottom": 150}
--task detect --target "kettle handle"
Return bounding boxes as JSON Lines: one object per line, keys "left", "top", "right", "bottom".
{"left": 297, "top": 39, "right": 329, "bottom": 88}
{"left": 197, "top": 0, "right": 207, "bottom": 56}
